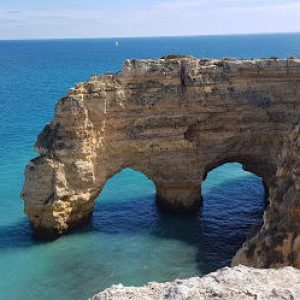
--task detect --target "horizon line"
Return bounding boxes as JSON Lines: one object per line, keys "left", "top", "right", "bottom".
{"left": 0, "top": 31, "right": 299, "bottom": 42}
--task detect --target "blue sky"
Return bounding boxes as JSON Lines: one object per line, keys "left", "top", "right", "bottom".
{"left": 0, "top": 0, "right": 299, "bottom": 39}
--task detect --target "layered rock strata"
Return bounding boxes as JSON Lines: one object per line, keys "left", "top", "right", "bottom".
{"left": 92, "top": 265, "right": 300, "bottom": 300}
{"left": 22, "top": 57, "right": 300, "bottom": 267}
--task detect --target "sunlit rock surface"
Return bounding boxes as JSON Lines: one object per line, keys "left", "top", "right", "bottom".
{"left": 91, "top": 265, "right": 300, "bottom": 300}
{"left": 22, "top": 57, "right": 300, "bottom": 267}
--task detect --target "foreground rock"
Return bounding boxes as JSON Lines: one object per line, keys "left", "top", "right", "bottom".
{"left": 92, "top": 265, "right": 300, "bottom": 300}
{"left": 22, "top": 57, "right": 300, "bottom": 267}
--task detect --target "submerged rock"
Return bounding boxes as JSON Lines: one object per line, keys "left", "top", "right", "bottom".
{"left": 92, "top": 265, "right": 300, "bottom": 300}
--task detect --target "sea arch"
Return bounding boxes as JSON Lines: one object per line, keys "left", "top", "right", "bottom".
{"left": 202, "top": 155, "right": 275, "bottom": 195}
{"left": 22, "top": 57, "right": 300, "bottom": 267}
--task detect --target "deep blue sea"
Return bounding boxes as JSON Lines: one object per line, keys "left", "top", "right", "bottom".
{"left": 0, "top": 33, "right": 300, "bottom": 300}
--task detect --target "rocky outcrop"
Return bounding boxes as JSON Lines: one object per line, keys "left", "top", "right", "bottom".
{"left": 233, "top": 120, "right": 300, "bottom": 268}
{"left": 21, "top": 57, "right": 300, "bottom": 267}
{"left": 91, "top": 265, "right": 300, "bottom": 300}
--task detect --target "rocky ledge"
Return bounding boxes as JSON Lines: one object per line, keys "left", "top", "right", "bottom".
{"left": 92, "top": 265, "right": 300, "bottom": 300}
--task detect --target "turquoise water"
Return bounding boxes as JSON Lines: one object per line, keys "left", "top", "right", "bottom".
{"left": 0, "top": 33, "right": 299, "bottom": 300}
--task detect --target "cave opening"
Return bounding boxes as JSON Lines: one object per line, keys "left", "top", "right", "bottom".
{"left": 200, "top": 162, "right": 267, "bottom": 271}
{"left": 92, "top": 167, "right": 157, "bottom": 232}
{"left": 85, "top": 163, "right": 267, "bottom": 278}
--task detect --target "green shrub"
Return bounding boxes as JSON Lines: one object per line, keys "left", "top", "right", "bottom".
{"left": 160, "top": 54, "right": 187, "bottom": 59}
{"left": 215, "top": 61, "right": 224, "bottom": 67}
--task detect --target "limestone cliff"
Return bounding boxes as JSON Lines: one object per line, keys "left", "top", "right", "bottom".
{"left": 233, "top": 119, "right": 300, "bottom": 267}
{"left": 21, "top": 57, "right": 300, "bottom": 268}
{"left": 92, "top": 265, "right": 300, "bottom": 300}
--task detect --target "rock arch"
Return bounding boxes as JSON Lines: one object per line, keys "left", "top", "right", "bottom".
{"left": 99, "top": 167, "right": 156, "bottom": 204}
{"left": 22, "top": 57, "right": 300, "bottom": 267}
{"left": 202, "top": 155, "right": 275, "bottom": 196}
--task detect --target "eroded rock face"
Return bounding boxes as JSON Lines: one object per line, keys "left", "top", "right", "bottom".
{"left": 232, "top": 121, "right": 300, "bottom": 268}
{"left": 22, "top": 57, "right": 300, "bottom": 267}
{"left": 91, "top": 265, "right": 300, "bottom": 300}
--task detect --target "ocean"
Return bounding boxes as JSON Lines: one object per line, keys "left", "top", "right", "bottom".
{"left": 0, "top": 33, "right": 299, "bottom": 300}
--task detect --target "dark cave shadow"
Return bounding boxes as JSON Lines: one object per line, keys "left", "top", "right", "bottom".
{"left": 1, "top": 175, "right": 265, "bottom": 275}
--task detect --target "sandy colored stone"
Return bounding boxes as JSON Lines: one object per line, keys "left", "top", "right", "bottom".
{"left": 22, "top": 57, "right": 300, "bottom": 267}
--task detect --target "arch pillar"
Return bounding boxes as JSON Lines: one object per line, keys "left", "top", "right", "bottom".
{"left": 156, "top": 181, "right": 202, "bottom": 213}
{"left": 21, "top": 156, "right": 105, "bottom": 239}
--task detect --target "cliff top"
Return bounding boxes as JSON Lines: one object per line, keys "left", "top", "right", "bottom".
{"left": 68, "top": 57, "right": 300, "bottom": 95}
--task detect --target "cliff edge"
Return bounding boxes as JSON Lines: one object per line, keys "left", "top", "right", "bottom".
{"left": 92, "top": 265, "right": 300, "bottom": 300}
